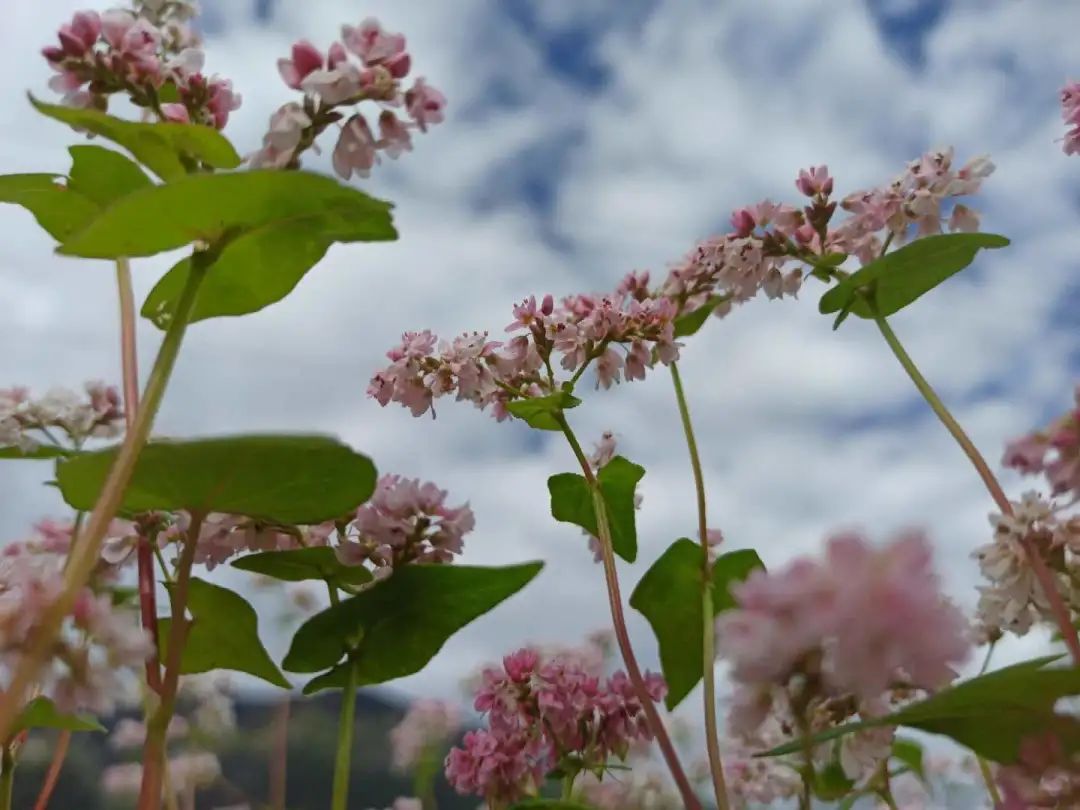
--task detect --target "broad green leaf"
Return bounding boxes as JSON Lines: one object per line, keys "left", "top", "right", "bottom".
{"left": 232, "top": 547, "right": 373, "bottom": 589}
{"left": 892, "top": 738, "right": 928, "bottom": 786}
{"left": 0, "top": 173, "right": 98, "bottom": 241}
{"left": 141, "top": 219, "right": 334, "bottom": 328}
{"left": 812, "top": 761, "right": 855, "bottom": 801}
{"left": 0, "top": 444, "right": 72, "bottom": 460}
{"left": 58, "top": 170, "right": 396, "bottom": 259}
{"left": 818, "top": 233, "right": 1010, "bottom": 322}
{"left": 505, "top": 389, "right": 582, "bottom": 431}
{"left": 31, "top": 95, "right": 241, "bottom": 180}
{"left": 673, "top": 295, "right": 730, "bottom": 338}
{"left": 56, "top": 434, "right": 377, "bottom": 525}
{"left": 547, "top": 456, "right": 644, "bottom": 563}
{"left": 284, "top": 562, "right": 543, "bottom": 688}
{"left": 760, "top": 656, "right": 1080, "bottom": 763}
{"left": 67, "top": 145, "right": 152, "bottom": 205}
{"left": 14, "top": 696, "right": 104, "bottom": 734}
{"left": 159, "top": 578, "right": 289, "bottom": 688}
{"left": 630, "top": 540, "right": 763, "bottom": 709}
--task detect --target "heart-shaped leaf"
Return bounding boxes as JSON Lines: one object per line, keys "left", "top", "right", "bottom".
{"left": 159, "top": 578, "right": 289, "bottom": 688}
{"left": 57, "top": 170, "right": 396, "bottom": 259}
{"left": 56, "top": 434, "right": 377, "bottom": 525}
{"left": 506, "top": 389, "right": 583, "bottom": 431}
{"left": 14, "top": 696, "right": 104, "bottom": 734}
{"left": 285, "top": 562, "right": 543, "bottom": 689}
{"left": 630, "top": 540, "right": 763, "bottom": 709}
{"left": 548, "top": 456, "right": 644, "bottom": 563}
{"left": 819, "top": 233, "right": 1010, "bottom": 323}
{"left": 67, "top": 145, "right": 152, "bottom": 205}
{"left": 0, "top": 173, "right": 99, "bottom": 242}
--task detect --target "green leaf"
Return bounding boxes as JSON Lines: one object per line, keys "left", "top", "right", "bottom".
{"left": 0, "top": 173, "right": 99, "bottom": 241}
{"left": 891, "top": 738, "right": 928, "bottom": 786}
{"left": 67, "top": 145, "right": 152, "bottom": 205}
{"left": 56, "top": 434, "right": 377, "bottom": 525}
{"left": 812, "top": 761, "right": 855, "bottom": 801}
{"left": 0, "top": 444, "right": 72, "bottom": 460}
{"left": 159, "top": 578, "right": 289, "bottom": 688}
{"left": 30, "top": 95, "right": 241, "bottom": 180}
{"left": 673, "top": 295, "right": 729, "bottom": 337}
{"left": 818, "top": 233, "right": 1010, "bottom": 322}
{"left": 630, "top": 540, "right": 763, "bottom": 709}
{"left": 760, "top": 656, "right": 1080, "bottom": 763}
{"left": 14, "top": 696, "right": 104, "bottom": 734}
{"left": 141, "top": 218, "right": 334, "bottom": 328}
{"left": 284, "top": 562, "right": 543, "bottom": 687}
{"left": 232, "top": 547, "right": 373, "bottom": 589}
{"left": 57, "top": 170, "right": 396, "bottom": 259}
{"left": 505, "top": 390, "right": 583, "bottom": 431}
{"left": 547, "top": 456, "right": 644, "bottom": 563}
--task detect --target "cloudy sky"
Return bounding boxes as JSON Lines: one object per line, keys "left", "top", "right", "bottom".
{"left": 2, "top": 0, "right": 1078, "bottom": 721}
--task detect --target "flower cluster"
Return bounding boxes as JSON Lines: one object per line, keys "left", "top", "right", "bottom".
{"left": 369, "top": 287, "right": 680, "bottom": 423}
{"left": 1, "top": 382, "right": 123, "bottom": 452}
{"left": 973, "top": 491, "right": 1080, "bottom": 641}
{"left": 336, "top": 474, "right": 474, "bottom": 578}
{"left": 444, "top": 647, "right": 666, "bottom": 805}
{"left": 576, "top": 770, "right": 682, "bottom": 810}
{"left": 1004, "top": 384, "right": 1080, "bottom": 502}
{"left": 717, "top": 530, "right": 969, "bottom": 780}
{"left": 997, "top": 732, "right": 1080, "bottom": 809}
{"left": 1062, "top": 81, "right": 1080, "bottom": 156}
{"left": 250, "top": 19, "right": 445, "bottom": 174}
{"left": 390, "top": 699, "right": 461, "bottom": 772}
{"left": 41, "top": 2, "right": 241, "bottom": 129}
{"left": 0, "top": 523, "right": 151, "bottom": 714}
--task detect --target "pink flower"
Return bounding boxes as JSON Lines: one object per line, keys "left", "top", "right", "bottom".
{"left": 300, "top": 64, "right": 363, "bottom": 105}
{"left": 332, "top": 114, "right": 378, "bottom": 179}
{"left": 56, "top": 11, "right": 102, "bottom": 58}
{"left": 405, "top": 78, "right": 446, "bottom": 131}
{"left": 342, "top": 18, "right": 408, "bottom": 73}
{"left": 390, "top": 700, "right": 460, "bottom": 771}
{"left": 205, "top": 77, "right": 241, "bottom": 129}
{"left": 378, "top": 111, "right": 412, "bottom": 158}
{"left": 278, "top": 39, "right": 324, "bottom": 90}
{"left": 160, "top": 103, "right": 190, "bottom": 123}
{"left": 796, "top": 165, "right": 833, "bottom": 197}
{"left": 1062, "top": 81, "right": 1080, "bottom": 155}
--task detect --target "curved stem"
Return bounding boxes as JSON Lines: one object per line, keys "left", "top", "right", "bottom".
{"left": 0, "top": 746, "right": 14, "bottom": 810}
{"left": 670, "top": 363, "right": 730, "bottom": 810}
{"left": 0, "top": 257, "right": 208, "bottom": 741}
{"left": 331, "top": 661, "right": 359, "bottom": 810}
{"left": 32, "top": 730, "right": 70, "bottom": 810}
{"left": 117, "top": 257, "right": 164, "bottom": 696}
{"left": 138, "top": 514, "right": 203, "bottom": 810}
{"left": 555, "top": 415, "right": 702, "bottom": 810}
{"left": 977, "top": 755, "right": 1003, "bottom": 808}
{"left": 872, "top": 308, "right": 1080, "bottom": 665}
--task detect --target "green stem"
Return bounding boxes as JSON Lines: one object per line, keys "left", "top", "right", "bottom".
{"left": 977, "top": 755, "right": 1002, "bottom": 808}
{"left": 0, "top": 255, "right": 209, "bottom": 741}
{"left": 670, "top": 363, "right": 730, "bottom": 810}
{"left": 561, "top": 772, "right": 576, "bottom": 800}
{"left": 0, "top": 746, "right": 14, "bottom": 810}
{"left": 554, "top": 415, "right": 702, "bottom": 810}
{"left": 871, "top": 306, "right": 1080, "bottom": 666}
{"left": 331, "top": 661, "right": 359, "bottom": 810}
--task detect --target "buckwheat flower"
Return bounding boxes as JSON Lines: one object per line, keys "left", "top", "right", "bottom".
{"left": 278, "top": 39, "right": 324, "bottom": 89}
{"left": 588, "top": 431, "right": 618, "bottom": 469}
{"left": 332, "top": 114, "right": 379, "bottom": 179}
{"left": 796, "top": 165, "right": 834, "bottom": 197}
{"left": 378, "top": 111, "right": 413, "bottom": 158}
{"left": 405, "top": 77, "right": 447, "bottom": 131}
{"left": 1003, "top": 385, "right": 1080, "bottom": 500}
{"left": 335, "top": 474, "right": 474, "bottom": 576}
{"left": 1062, "top": 81, "right": 1080, "bottom": 155}
{"left": 444, "top": 728, "right": 547, "bottom": 804}
{"left": 390, "top": 699, "right": 461, "bottom": 771}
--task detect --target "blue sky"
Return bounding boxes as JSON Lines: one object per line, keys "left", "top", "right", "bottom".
{"left": 2, "top": 0, "right": 1079, "bottom": 715}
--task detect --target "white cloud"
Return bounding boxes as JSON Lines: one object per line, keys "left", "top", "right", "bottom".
{"left": 2, "top": 0, "right": 1076, "bottom": 729}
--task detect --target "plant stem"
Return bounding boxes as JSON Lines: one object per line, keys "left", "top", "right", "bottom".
{"left": 32, "top": 729, "right": 70, "bottom": 810}
{"left": 555, "top": 415, "right": 702, "bottom": 810}
{"left": 331, "top": 661, "right": 359, "bottom": 810}
{"left": 977, "top": 755, "right": 1002, "bottom": 808}
{"left": 138, "top": 514, "right": 203, "bottom": 810}
{"left": 561, "top": 772, "right": 576, "bottom": 800}
{"left": 0, "top": 256, "right": 209, "bottom": 741}
{"left": 269, "top": 697, "right": 290, "bottom": 810}
{"left": 670, "top": 362, "right": 730, "bottom": 810}
{"left": 0, "top": 746, "right": 14, "bottom": 810}
{"left": 871, "top": 307, "right": 1080, "bottom": 665}
{"left": 117, "top": 257, "right": 165, "bottom": 696}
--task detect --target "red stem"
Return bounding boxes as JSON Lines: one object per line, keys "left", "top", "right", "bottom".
{"left": 269, "top": 697, "right": 290, "bottom": 810}
{"left": 31, "top": 730, "right": 70, "bottom": 810}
